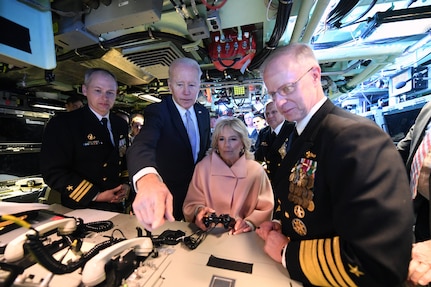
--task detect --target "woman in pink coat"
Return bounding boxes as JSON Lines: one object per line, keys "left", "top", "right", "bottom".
{"left": 183, "top": 116, "right": 274, "bottom": 235}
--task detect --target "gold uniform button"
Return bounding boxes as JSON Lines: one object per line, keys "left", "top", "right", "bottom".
{"left": 292, "top": 218, "right": 307, "bottom": 236}
{"left": 103, "top": 163, "right": 108, "bottom": 167}
{"left": 294, "top": 205, "right": 305, "bottom": 218}
{"left": 102, "top": 177, "right": 107, "bottom": 181}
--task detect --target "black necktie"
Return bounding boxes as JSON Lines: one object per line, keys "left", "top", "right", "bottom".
{"left": 286, "top": 128, "right": 298, "bottom": 152}
{"left": 269, "top": 131, "right": 277, "bottom": 145}
{"left": 101, "top": 117, "right": 112, "bottom": 145}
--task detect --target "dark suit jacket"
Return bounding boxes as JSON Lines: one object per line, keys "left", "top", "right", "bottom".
{"left": 40, "top": 106, "right": 129, "bottom": 212}
{"left": 273, "top": 99, "right": 413, "bottom": 286}
{"left": 254, "top": 121, "right": 294, "bottom": 181}
{"left": 398, "top": 101, "right": 431, "bottom": 241}
{"left": 127, "top": 95, "right": 211, "bottom": 219}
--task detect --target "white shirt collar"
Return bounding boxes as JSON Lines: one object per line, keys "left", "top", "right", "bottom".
{"left": 273, "top": 121, "right": 285, "bottom": 135}
{"left": 172, "top": 98, "right": 195, "bottom": 117}
{"left": 296, "top": 97, "right": 327, "bottom": 135}
{"left": 89, "top": 106, "right": 110, "bottom": 121}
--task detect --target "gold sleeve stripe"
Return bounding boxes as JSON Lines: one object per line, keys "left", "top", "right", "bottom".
{"left": 318, "top": 239, "right": 339, "bottom": 286}
{"left": 75, "top": 182, "right": 93, "bottom": 201}
{"left": 299, "top": 237, "right": 358, "bottom": 287}
{"left": 324, "top": 238, "right": 348, "bottom": 286}
{"left": 300, "top": 240, "right": 330, "bottom": 286}
{"left": 333, "top": 237, "right": 358, "bottom": 287}
{"left": 70, "top": 180, "right": 91, "bottom": 201}
{"left": 69, "top": 180, "right": 93, "bottom": 202}
{"left": 69, "top": 180, "right": 87, "bottom": 198}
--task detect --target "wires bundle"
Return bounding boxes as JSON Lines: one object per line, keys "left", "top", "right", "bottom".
{"left": 325, "top": 0, "right": 376, "bottom": 29}
{"left": 248, "top": 0, "right": 293, "bottom": 71}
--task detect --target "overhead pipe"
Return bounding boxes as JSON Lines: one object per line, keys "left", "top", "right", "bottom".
{"left": 289, "top": 0, "right": 315, "bottom": 43}
{"left": 314, "top": 42, "right": 407, "bottom": 63}
{"left": 345, "top": 58, "right": 391, "bottom": 88}
{"left": 330, "top": 55, "right": 397, "bottom": 98}
{"left": 301, "top": 0, "right": 332, "bottom": 43}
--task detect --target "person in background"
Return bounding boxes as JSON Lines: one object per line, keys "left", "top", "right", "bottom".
{"left": 252, "top": 113, "right": 267, "bottom": 132}
{"left": 129, "top": 113, "right": 144, "bottom": 144}
{"left": 256, "top": 43, "right": 414, "bottom": 286}
{"left": 244, "top": 111, "right": 258, "bottom": 151}
{"left": 127, "top": 57, "right": 211, "bottom": 230}
{"left": 210, "top": 114, "right": 218, "bottom": 135}
{"left": 397, "top": 100, "right": 431, "bottom": 286}
{"left": 254, "top": 100, "right": 294, "bottom": 181}
{"left": 65, "top": 95, "right": 84, "bottom": 112}
{"left": 183, "top": 116, "right": 274, "bottom": 235}
{"left": 41, "top": 68, "right": 131, "bottom": 212}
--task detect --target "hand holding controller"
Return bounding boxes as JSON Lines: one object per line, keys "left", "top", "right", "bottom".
{"left": 202, "top": 213, "right": 236, "bottom": 229}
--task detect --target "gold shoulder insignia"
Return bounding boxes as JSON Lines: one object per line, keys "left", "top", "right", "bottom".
{"left": 67, "top": 185, "right": 73, "bottom": 191}
{"left": 348, "top": 264, "right": 364, "bottom": 277}
{"left": 305, "top": 151, "right": 316, "bottom": 158}
{"left": 88, "top": 133, "right": 96, "bottom": 140}
{"left": 279, "top": 144, "right": 287, "bottom": 159}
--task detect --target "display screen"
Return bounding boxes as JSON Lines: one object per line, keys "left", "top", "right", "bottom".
{"left": 0, "top": 110, "right": 49, "bottom": 177}
{"left": 0, "top": 114, "right": 47, "bottom": 143}
{"left": 383, "top": 108, "right": 421, "bottom": 143}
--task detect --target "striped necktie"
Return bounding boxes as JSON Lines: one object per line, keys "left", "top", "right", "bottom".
{"left": 185, "top": 110, "right": 197, "bottom": 162}
{"left": 410, "top": 130, "right": 431, "bottom": 198}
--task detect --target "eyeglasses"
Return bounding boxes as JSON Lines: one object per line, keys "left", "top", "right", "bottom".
{"left": 268, "top": 67, "right": 314, "bottom": 98}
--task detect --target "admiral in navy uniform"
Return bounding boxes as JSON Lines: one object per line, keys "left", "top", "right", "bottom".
{"left": 41, "top": 68, "right": 130, "bottom": 212}
{"left": 256, "top": 43, "right": 414, "bottom": 286}
{"left": 254, "top": 100, "right": 294, "bottom": 181}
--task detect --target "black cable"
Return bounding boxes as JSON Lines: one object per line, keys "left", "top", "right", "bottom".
{"left": 326, "top": 0, "right": 359, "bottom": 29}
{"left": 24, "top": 233, "right": 125, "bottom": 274}
{"left": 248, "top": 0, "right": 293, "bottom": 70}
{"left": 84, "top": 220, "right": 113, "bottom": 233}
{"left": 338, "top": 0, "right": 378, "bottom": 28}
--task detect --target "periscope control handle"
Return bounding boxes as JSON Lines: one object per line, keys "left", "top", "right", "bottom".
{"left": 4, "top": 217, "right": 77, "bottom": 262}
{"left": 81, "top": 237, "right": 153, "bottom": 287}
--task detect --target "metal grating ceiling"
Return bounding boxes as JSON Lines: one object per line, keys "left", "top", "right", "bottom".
{"left": 122, "top": 41, "right": 186, "bottom": 80}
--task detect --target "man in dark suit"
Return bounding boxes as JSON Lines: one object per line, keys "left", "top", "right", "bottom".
{"left": 41, "top": 68, "right": 130, "bottom": 212}
{"left": 127, "top": 58, "right": 211, "bottom": 230}
{"left": 397, "top": 101, "right": 431, "bottom": 285}
{"left": 254, "top": 100, "right": 294, "bottom": 181}
{"left": 255, "top": 43, "right": 413, "bottom": 286}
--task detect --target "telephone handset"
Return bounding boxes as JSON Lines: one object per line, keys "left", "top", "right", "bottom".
{"left": 81, "top": 237, "right": 153, "bottom": 286}
{"left": 4, "top": 217, "right": 76, "bottom": 262}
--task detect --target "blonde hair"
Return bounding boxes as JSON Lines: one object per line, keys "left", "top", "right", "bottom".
{"left": 209, "top": 116, "right": 254, "bottom": 160}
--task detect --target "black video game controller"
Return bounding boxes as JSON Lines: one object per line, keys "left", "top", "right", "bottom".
{"left": 202, "top": 213, "right": 236, "bottom": 229}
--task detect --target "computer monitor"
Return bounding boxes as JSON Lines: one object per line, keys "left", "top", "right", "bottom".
{"left": 383, "top": 107, "right": 421, "bottom": 143}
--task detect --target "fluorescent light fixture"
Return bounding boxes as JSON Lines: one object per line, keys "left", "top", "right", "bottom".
{"left": 138, "top": 94, "right": 161, "bottom": 103}
{"left": 28, "top": 97, "right": 67, "bottom": 111}
{"left": 32, "top": 104, "right": 66, "bottom": 111}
